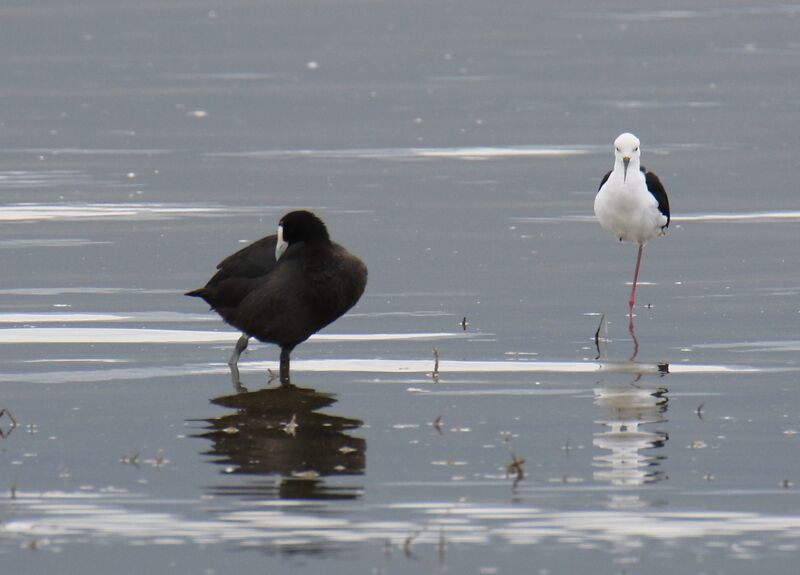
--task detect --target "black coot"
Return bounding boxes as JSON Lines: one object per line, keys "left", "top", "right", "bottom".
{"left": 187, "top": 210, "right": 367, "bottom": 384}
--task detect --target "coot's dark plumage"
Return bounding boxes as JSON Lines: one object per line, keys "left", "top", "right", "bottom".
{"left": 187, "top": 210, "right": 367, "bottom": 384}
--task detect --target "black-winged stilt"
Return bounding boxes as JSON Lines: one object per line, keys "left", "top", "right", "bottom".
{"left": 594, "top": 132, "right": 670, "bottom": 321}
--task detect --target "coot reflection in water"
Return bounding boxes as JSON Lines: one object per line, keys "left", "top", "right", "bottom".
{"left": 197, "top": 383, "right": 366, "bottom": 500}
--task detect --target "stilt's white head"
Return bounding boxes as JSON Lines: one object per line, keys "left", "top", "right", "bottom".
{"left": 614, "top": 132, "right": 641, "bottom": 182}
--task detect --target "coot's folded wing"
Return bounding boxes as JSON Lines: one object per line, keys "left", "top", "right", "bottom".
{"left": 208, "top": 234, "right": 279, "bottom": 285}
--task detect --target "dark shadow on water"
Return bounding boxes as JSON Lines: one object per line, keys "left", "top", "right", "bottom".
{"left": 197, "top": 382, "right": 366, "bottom": 500}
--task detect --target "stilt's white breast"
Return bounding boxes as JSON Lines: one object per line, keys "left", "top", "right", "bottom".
{"left": 595, "top": 171, "right": 666, "bottom": 244}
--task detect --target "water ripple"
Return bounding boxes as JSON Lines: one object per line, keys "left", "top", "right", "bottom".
{"left": 3, "top": 490, "right": 800, "bottom": 554}
{"left": 207, "top": 145, "right": 595, "bottom": 160}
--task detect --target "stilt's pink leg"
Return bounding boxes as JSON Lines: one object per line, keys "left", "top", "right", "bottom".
{"left": 628, "top": 314, "right": 639, "bottom": 362}
{"left": 628, "top": 243, "right": 644, "bottom": 316}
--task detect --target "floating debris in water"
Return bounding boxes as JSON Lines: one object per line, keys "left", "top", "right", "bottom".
{"left": 281, "top": 414, "right": 298, "bottom": 437}
{"left": 502, "top": 432, "right": 525, "bottom": 490}
{"left": 696, "top": 403, "right": 705, "bottom": 420}
{"left": 0, "top": 408, "right": 18, "bottom": 438}
{"left": 120, "top": 452, "right": 140, "bottom": 466}
{"left": 145, "top": 450, "right": 169, "bottom": 469}
{"left": 402, "top": 530, "right": 420, "bottom": 559}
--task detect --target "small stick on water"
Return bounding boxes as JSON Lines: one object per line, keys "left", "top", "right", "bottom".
{"left": 0, "top": 408, "right": 18, "bottom": 438}
{"left": 403, "top": 530, "right": 421, "bottom": 560}
{"left": 593, "top": 314, "right": 606, "bottom": 360}
{"left": 506, "top": 452, "right": 526, "bottom": 491}
{"left": 120, "top": 452, "right": 141, "bottom": 467}
{"left": 431, "top": 347, "right": 440, "bottom": 383}
{"left": 501, "top": 432, "right": 526, "bottom": 491}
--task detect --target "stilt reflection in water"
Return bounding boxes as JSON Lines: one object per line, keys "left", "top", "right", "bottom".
{"left": 197, "top": 383, "right": 365, "bottom": 500}
{"left": 593, "top": 377, "right": 669, "bottom": 486}
{"left": 593, "top": 313, "right": 668, "bottom": 373}
{"left": 592, "top": 313, "right": 670, "bottom": 486}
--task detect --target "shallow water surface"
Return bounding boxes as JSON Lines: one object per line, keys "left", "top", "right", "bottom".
{"left": 1, "top": 1, "right": 799, "bottom": 574}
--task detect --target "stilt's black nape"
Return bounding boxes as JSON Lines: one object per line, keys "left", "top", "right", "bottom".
{"left": 187, "top": 210, "right": 367, "bottom": 387}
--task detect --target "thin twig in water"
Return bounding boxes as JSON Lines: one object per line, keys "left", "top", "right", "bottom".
{"left": 695, "top": 403, "right": 705, "bottom": 421}
{"left": 0, "top": 408, "right": 18, "bottom": 438}
{"left": 506, "top": 452, "right": 526, "bottom": 491}
{"left": 432, "top": 347, "right": 440, "bottom": 383}
{"left": 501, "top": 432, "right": 526, "bottom": 491}
{"left": 120, "top": 452, "right": 140, "bottom": 467}
{"left": 593, "top": 314, "right": 605, "bottom": 360}
{"left": 402, "top": 530, "right": 421, "bottom": 560}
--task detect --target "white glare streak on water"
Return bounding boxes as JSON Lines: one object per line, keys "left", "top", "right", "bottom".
{"left": 0, "top": 328, "right": 470, "bottom": 344}
{"left": 4, "top": 490, "right": 800, "bottom": 552}
{"left": 0, "top": 203, "right": 231, "bottom": 222}
{"left": 513, "top": 211, "right": 800, "bottom": 224}
{"left": 207, "top": 145, "right": 596, "bottom": 160}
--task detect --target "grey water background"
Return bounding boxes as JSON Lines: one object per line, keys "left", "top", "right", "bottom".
{"left": 1, "top": 1, "right": 799, "bottom": 573}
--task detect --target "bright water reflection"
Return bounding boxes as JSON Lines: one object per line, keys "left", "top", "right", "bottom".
{"left": 593, "top": 383, "right": 669, "bottom": 486}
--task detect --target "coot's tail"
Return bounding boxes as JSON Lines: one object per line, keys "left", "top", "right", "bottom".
{"left": 185, "top": 288, "right": 211, "bottom": 303}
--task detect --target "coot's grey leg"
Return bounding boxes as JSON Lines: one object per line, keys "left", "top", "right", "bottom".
{"left": 279, "top": 348, "right": 291, "bottom": 385}
{"left": 228, "top": 334, "right": 249, "bottom": 367}
{"left": 229, "top": 363, "right": 248, "bottom": 394}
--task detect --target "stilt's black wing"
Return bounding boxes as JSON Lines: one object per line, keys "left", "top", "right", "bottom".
{"left": 642, "top": 168, "right": 670, "bottom": 228}
{"left": 598, "top": 169, "right": 612, "bottom": 191}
